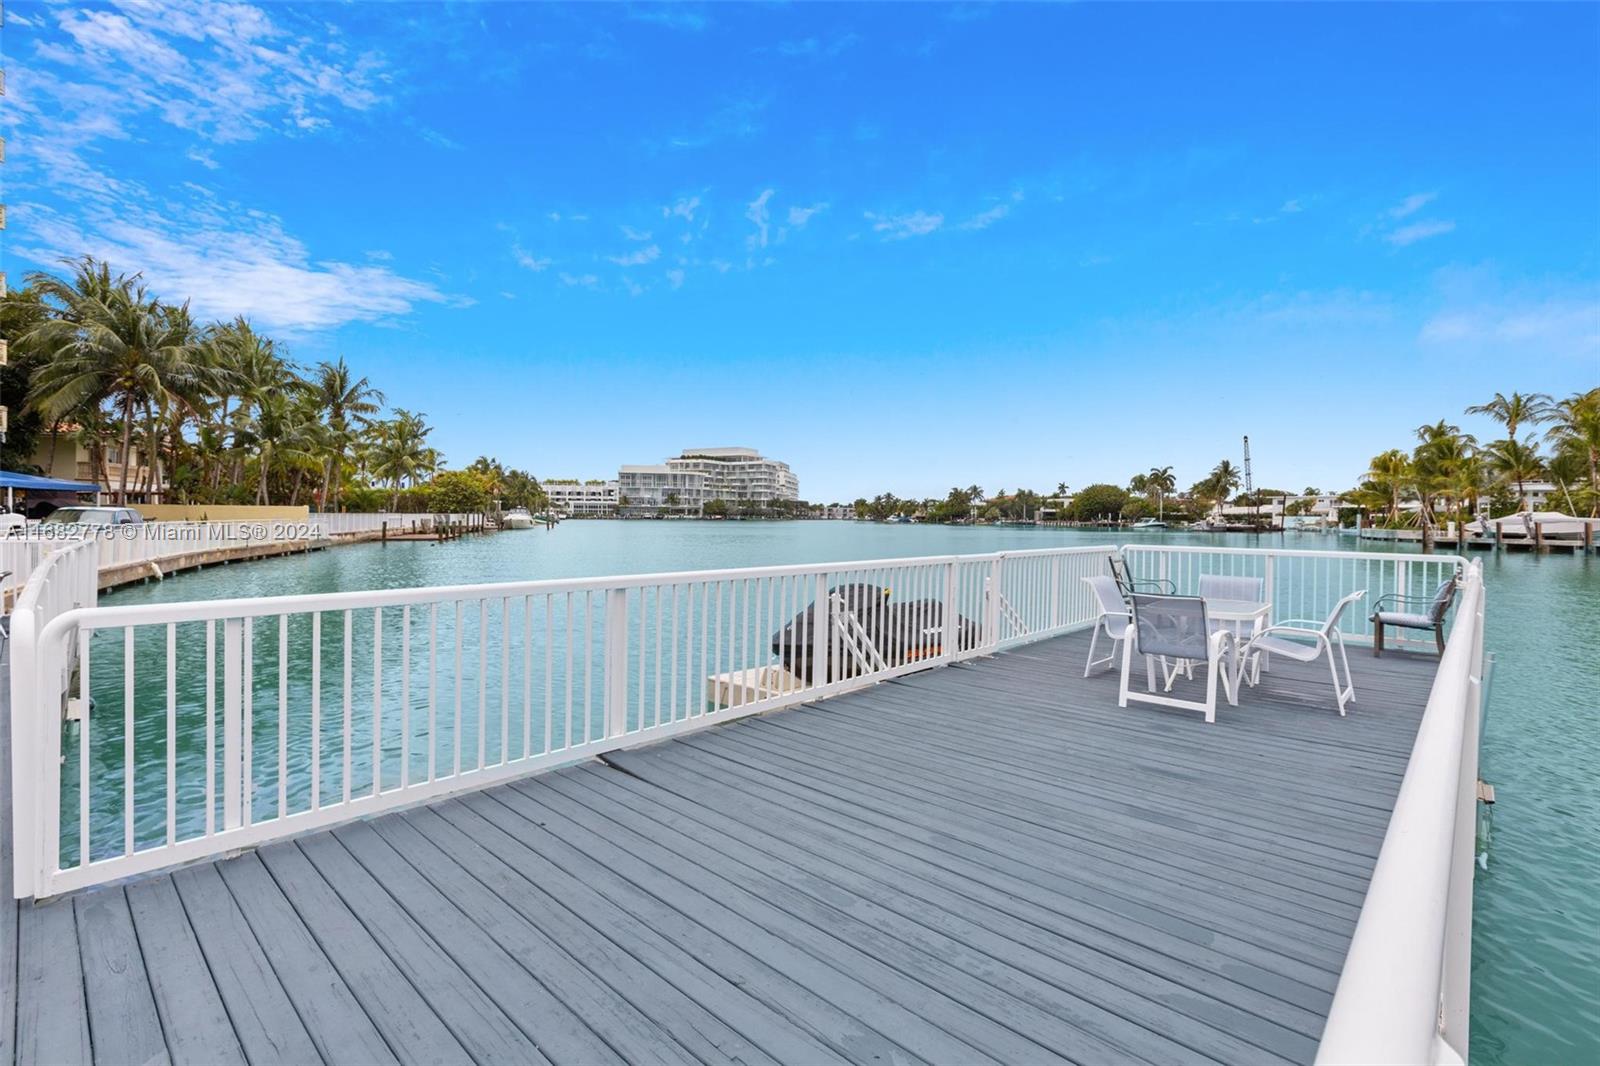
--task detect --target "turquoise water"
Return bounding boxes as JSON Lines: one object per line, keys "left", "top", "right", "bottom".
{"left": 95, "top": 521, "right": 1600, "bottom": 1064}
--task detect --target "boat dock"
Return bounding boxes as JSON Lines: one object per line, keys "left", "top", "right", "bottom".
{"left": 0, "top": 628, "right": 1440, "bottom": 1065}
{"left": 0, "top": 542, "right": 1486, "bottom": 1064}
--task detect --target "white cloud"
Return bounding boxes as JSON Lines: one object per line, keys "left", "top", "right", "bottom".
{"left": 511, "top": 243, "right": 552, "bottom": 271}
{"left": 663, "top": 196, "right": 701, "bottom": 222}
{"left": 620, "top": 224, "right": 653, "bottom": 242}
{"left": 1386, "top": 220, "right": 1455, "bottom": 247}
{"left": 629, "top": 7, "right": 709, "bottom": 32}
{"left": 746, "top": 188, "right": 775, "bottom": 248}
{"left": 559, "top": 272, "right": 599, "bottom": 289}
{"left": 608, "top": 244, "right": 661, "bottom": 267}
{"left": 417, "top": 127, "right": 462, "bottom": 151}
{"left": 46, "top": 2, "right": 387, "bottom": 145}
{"left": 2, "top": 0, "right": 440, "bottom": 336}
{"left": 776, "top": 33, "right": 861, "bottom": 59}
{"left": 958, "top": 203, "right": 1011, "bottom": 231}
{"left": 365, "top": 249, "right": 394, "bottom": 261}
{"left": 20, "top": 200, "right": 453, "bottom": 334}
{"left": 865, "top": 210, "right": 944, "bottom": 240}
{"left": 1420, "top": 297, "right": 1599, "bottom": 358}
{"left": 1279, "top": 199, "right": 1304, "bottom": 214}
{"left": 787, "top": 203, "right": 828, "bottom": 228}
{"left": 1389, "top": 192, "right": 1437, "bottom": 220}
{"left": 666, "top": 268, "right": 686, "bottom": 289}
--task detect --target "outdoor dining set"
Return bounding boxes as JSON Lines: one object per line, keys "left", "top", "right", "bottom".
{"left": 1084, "top": 555, "right": 1459, "bottom": 723}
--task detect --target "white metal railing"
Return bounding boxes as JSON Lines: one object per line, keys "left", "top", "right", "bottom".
{"left": 8, "top": 539, "right": 100, "bottom": 903}
{"left": 0, "top": 513, "right": 486, "bottom": 601}
{"left": 1315, "top": 559, "right": 1485, "bottom": 1065}
{"left": 10, "top": 545, "right": 1111, "bottom": 897}
{"left": 311, "top": 512, "right": 483, "bottom": 536}
{"left": 1121, "top": 544, "right": 1465, "bottom": 645}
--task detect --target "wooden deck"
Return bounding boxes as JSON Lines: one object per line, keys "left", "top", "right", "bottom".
{"left": 0, "top": 630, "right": 1438, "bottom": 1065}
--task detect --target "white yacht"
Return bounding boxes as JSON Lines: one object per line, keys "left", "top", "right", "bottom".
{"left": 502, "top": 507, "right": 536, "bottom": 530}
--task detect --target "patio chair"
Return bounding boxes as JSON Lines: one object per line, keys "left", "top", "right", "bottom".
{"left": 1370, "top": 576, "right": 1457, "bottom": 655}
{"left": 1081, "top": 575, "right": 1131, "bottom": 676}
{"left": 1108, "top": 554, "right": 1175, "bottom": 599}
{"left": 1237, "top": 589, "right": 1366, "bottom": 715}
{"left": 1118, "top": 594, "right": 1239, "bottom": 723}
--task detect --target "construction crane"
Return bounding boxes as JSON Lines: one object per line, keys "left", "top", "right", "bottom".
{"left": 1242, "top": 435, "right": 1257, "bottom": 531}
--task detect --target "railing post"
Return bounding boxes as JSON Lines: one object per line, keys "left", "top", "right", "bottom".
{"left": 9, "top": 605, "right": 37, "bottom": 898}
{"left": 984, "top": 557, "right": 1004, "bottom": 649}
{"left": 941, "top": 561, "right": 959, "bottom": 663}
{"left": 222, "top": 618, "right": 245, "bottom": 830}
{"left": 811, "top": 573, "right": 830, "bottom": 688}
{"left": 1048, "top": 555, "right": 1061, "bottom": 631}
{"left": 1264, "top": 555, "right": 1277, "bottom": 619}
{"left": 603, "top": 588, "right": 629, "bottom": 738}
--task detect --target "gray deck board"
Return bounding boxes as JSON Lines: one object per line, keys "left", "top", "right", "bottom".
{"left": 75, "top": 888, "right": 169, "bottom": 1066}
{"left": 123, "top": 878, "right": 247, "bottom": 1066}
{"left": 2, "top": 630, "right": 1438, "bottom": 1065}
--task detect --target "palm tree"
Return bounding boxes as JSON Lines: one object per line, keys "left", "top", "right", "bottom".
{"left": 1465, "top": 391, "right": 1552, "bottom": 440}
{"left": 1207, "top": 459, "right": 1241, "bottom": 514}
{"left": 311, "top": 357, "right": 384, "bottom": 511}
{"left": 22, "top": 258, "right": 206, "bottom": 503}
{"left": 1484, "top": 436, "right": 1545, "bottom": 508}
{"left": 1544, "top": 388, "right": 1600, "bottom": 516}
{"left": 366, "top": 409, "right": 435, "bottom": 509}
{"left": 1411, "top": 421, "right": 1477, "bottom": 531}
{"left": 1364, "top": 449, "right": 1413, "bottom": 523}
{"left": 1145, "top": 465, "right": 1175, "bottom": 518}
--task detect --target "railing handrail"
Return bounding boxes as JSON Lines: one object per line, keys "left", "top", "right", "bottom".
{"left": 39, "top": 541, "right": 1455, "bottom": 635}
{"left": 37, "top": 544, "right": 1115, "bottom": 636}
{"left": 1121, "top": 543, "right": 1468, "bottom": 567}
{"left": 1315, "top": 559, "right": 1485, "bottom": 1066}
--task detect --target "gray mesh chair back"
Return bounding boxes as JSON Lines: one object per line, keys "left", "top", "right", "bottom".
{"left": 1197, "top": 574, "right": 1265, "bottom": 602}
{"left": 1108, "top": 555, "right": 1135, "bottom": 598}
{"left": 1428, "top": 578, "right": 1457, "bottom": 623}
{"left": 1130, "top": 594, "right": 1210, "bottom": 662}
{"left": 1086, "top": 575, "right": 1128, "bottom": 618}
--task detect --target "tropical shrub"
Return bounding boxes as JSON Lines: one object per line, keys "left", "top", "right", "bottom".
{"left": 1071, "top": 484, "right": 1130, "bottom": 521}
{"left": 427, "top": 470, "right": 492, "bottom": 513}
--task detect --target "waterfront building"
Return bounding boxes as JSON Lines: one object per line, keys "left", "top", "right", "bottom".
{"left": 25, "top": 432, "right": 165, "bottom": 508}
{"left": 619, "top": 447, "right": 798, "bottom": 515}
{"left": 617, "top": 465, "right": 708, "bottom": 514}
{"left": 543, "top": 479, "right": 618, "bottom": 516}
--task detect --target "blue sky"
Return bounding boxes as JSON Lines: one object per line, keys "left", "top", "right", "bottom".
{"left": 7, "top": 2, "right": 1598, "bottom": 502}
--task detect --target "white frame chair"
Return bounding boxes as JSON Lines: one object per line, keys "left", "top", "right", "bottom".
{"left": 1081, "top": 575, "right": 1131, "bottom": 676}
{"left": 1118, "top": 594, "right": 1239, "bottom": 723}
{"left": 1237, "top": 589, "right": 1366, "bottom": 715}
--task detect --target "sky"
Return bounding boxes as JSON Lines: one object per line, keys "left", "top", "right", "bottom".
{"left": 5, "top": 1, "right": 1598, "bottom": 503}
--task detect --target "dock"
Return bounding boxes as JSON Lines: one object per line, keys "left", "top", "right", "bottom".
{"left": 0, "top": 628, "right": 1438, "bottom": 1065}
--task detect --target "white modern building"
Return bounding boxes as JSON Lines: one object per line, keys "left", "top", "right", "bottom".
{"left": 618, "top": 447, "right": 799, "bottom": 515}
{"left": 543, "top": 480, "right": 618, "bottom": 516}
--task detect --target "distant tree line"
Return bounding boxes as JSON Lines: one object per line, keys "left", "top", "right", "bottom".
{"left": 0, "top": 256, "right": 542, "bottom": 515}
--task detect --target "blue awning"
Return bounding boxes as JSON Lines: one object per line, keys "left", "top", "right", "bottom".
{"left": 0, "top": 470, "right": 100, "bottom": 493}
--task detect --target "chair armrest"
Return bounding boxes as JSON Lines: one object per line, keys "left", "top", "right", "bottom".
{"left": 1249, "top": 623, "right": 1328, "bottom": 644}
{"left": 1370, "top": 592, "right": 1433, "bottom": 610}
{"left": 1264, "top": 618, "right": 1325, "bottom": 631}
{"left": 1131, "top": 577, "right": 1177, "bottom": 594}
